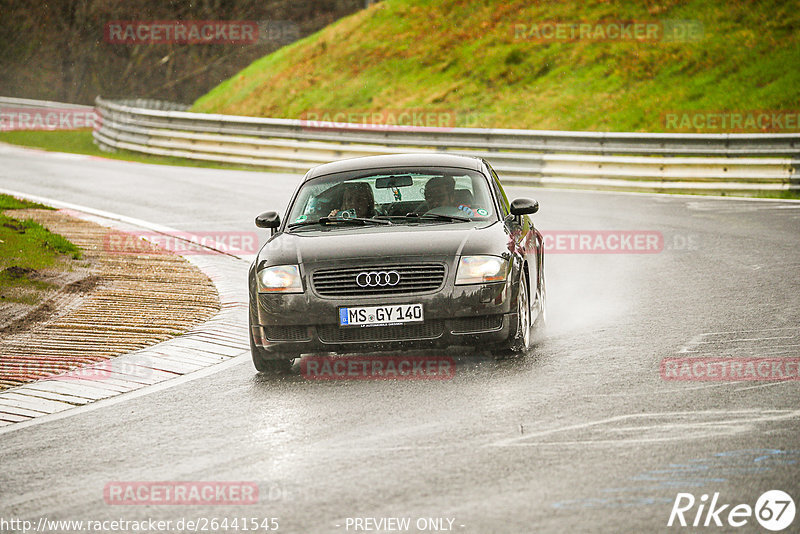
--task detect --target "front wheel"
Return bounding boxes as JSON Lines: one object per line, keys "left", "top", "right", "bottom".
{"left": 531, "top": 274, "right": 546, "bottom": 338}
{"left": 253, "top": 352, "right": 294, "bottom": 374}
{"left": 249, "top": 324, "right": 295, "bottom": 374}
{"left": 491, "top": 273, "right": 532, "bottom": 359}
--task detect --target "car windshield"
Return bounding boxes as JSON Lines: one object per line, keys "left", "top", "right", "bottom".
{"left": 286, "top": 166, "right": 496, "bottom": 228}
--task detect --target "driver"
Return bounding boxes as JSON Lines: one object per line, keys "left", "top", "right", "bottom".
{"left": 423, "top": 175, "right": 456, "bottom": 210}
{"left": 329, "top": 182, "right": 375, "bottom": 218}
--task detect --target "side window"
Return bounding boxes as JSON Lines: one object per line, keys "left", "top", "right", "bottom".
{"left": 488, "top": 164, "right": 510, "bottom": 216}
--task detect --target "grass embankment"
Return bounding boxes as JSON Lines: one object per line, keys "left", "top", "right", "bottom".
{"left": 0, "top": 195, "right": 81, "bottom": 306}
{"left": 193, "top": 0, "right": 798, "bottom": 133}
{"left": 1, "top": 1, "right": 796, "bottom": 198}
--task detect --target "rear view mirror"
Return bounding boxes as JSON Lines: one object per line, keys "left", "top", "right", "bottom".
{"left": 375, "top": 175, "right": 413, "bottom": 188}
{"left": 255, "top": 211, "right": 280, "bottom": 229}
{"left": 510, "top": 198, "right": 539, "bottom": 216}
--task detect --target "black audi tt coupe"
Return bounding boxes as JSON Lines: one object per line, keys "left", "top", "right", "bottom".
{"left": 248, "top": 153, "right": 545, "bottom": 372}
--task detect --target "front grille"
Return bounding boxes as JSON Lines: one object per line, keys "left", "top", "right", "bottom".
{"left": 312, "top": 264, "right": 446, "bottom": 297}
{"left": 264, "top": 325, "right": 312, "bottom": 342}
{"left": 450, "top": 314, "right": 504, "bottom": 334}
{"left": 318, "top": 321, "right": 443, "bottom": 343}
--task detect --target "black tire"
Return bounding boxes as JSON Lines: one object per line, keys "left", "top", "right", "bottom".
{"left": 253, "top": 352, "right": 294, "bottom": 374}
{"left": 491, "top": 272, "right": 532, "bottom": 359}
{"left": 249, "top": 324, "right": 295, "bottom": 374}
{"left": 531, "top": 273, "right": 546, "bottom": 338}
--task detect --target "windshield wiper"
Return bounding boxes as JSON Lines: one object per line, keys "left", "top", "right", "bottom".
{"left": 404, "top": 213, "right": 472, "bottom": 222}
{"left": 287, "top": 217, "right": 392, "bottom": 229}
{"left": 287, "top": 220, "right": 325, "bottom": 229}
{"left": 331, "top": 217, "right": 393, "bottom": 226}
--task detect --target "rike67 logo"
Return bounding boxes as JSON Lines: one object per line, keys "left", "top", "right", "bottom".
{"left": 668, "top": 490, "right": 795, "bottom": 531}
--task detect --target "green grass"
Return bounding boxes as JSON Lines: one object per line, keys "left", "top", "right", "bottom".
{"left": 0, "top": 195, "right": 48, "bottom": 210}
{"left": 192, "top": 0, "right": 800, "bottom": 133}
{"left": 0, "top": 194, "right": 83, "bottom": 305}
{"left": 747, "top": 189, "right": 800, "bottom": 200}
{"left": 0, "top": 217, "right": 81, "bottom": 261}
{"left": 0, "top": 129, "right": 98, "bottom": 154}
{"left": 0, "top": 130, "right": 281, "bottom": 172}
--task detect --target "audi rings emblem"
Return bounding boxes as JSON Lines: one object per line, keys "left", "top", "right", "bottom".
{"left": 356, "top": 271, "right": 401, "bottom": 287}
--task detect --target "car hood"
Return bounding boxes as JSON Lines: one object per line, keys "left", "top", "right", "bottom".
{"left": 257, "top": 221, "right": 509, "bottom": 266}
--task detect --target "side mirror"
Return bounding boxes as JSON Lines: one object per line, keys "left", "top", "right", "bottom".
{"left": 510, "top": 198, "right": 539, "bottom": 216}
{"left": 255, "top": 211, "right": 280, "bottom": 229}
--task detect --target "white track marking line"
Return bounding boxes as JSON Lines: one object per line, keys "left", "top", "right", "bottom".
{"left": 736, "top": 381, "right": 795, "bottom": 392}
{"left": 696, "top": 327, "right": 798, "bottom": 336}
{"left": 751, "top": 345, "right": 800, "bottom": 355}
{"left": 679, "top": 333, "right": 707, "bottom": 353}
{"left": 694, "top": 336, "right": 797, "bottom": 344}
{"left": 485, "top": 409, "right": 800, "bottom": 448}
{"left": 585, "top": 382, "right": 735, "bottom": 396}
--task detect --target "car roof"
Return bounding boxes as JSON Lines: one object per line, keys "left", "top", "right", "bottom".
{"left": 304, "top": 153, "right": 484, "bottom": 180}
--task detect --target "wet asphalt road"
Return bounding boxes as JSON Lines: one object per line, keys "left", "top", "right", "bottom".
{"left": 1, "top": 144, "right": 799, "bottom": 533}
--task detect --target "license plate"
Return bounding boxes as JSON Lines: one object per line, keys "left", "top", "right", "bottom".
{"left": 339, "top": 304, "right": 423, "bottom": 327}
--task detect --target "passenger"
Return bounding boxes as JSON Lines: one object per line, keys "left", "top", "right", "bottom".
{"left": 329, "top": 182, "right": 375, "bottom": 218}
{"left": 422, "top": 175, "right": 456, "bottom": 210}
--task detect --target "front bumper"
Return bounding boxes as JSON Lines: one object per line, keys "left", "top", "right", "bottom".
{"left": 249, "top": 257, "right": 520, "bottom": 357}
{"left": 251, "top": 312, "right": 514, "bottom": 356}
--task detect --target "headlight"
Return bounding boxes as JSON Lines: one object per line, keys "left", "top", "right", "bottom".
{"left": 257, "top": 265, "right": 303, "bottom": 293}
{"left": 455, "top": 256, "right": 508, "bottom": 285}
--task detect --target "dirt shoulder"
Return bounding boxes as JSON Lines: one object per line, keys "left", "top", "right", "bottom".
{"left": 0, "top": 208, "right": 221, "bottom": 391}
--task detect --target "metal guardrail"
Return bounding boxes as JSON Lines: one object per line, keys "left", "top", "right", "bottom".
{"left": 6, "top": 96, "right": 797, "bottom": 193}
{"left": 92, "top": 97, "right": 799, "bottom": 194}
{"left": 105, "top": 99, "right": 190, "bottom": 112}
{"left": 0, "top": 96, "right": 98, "bottom": 133}
{"left": 0, "top": 96, "right": 95, "bottom": 111}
